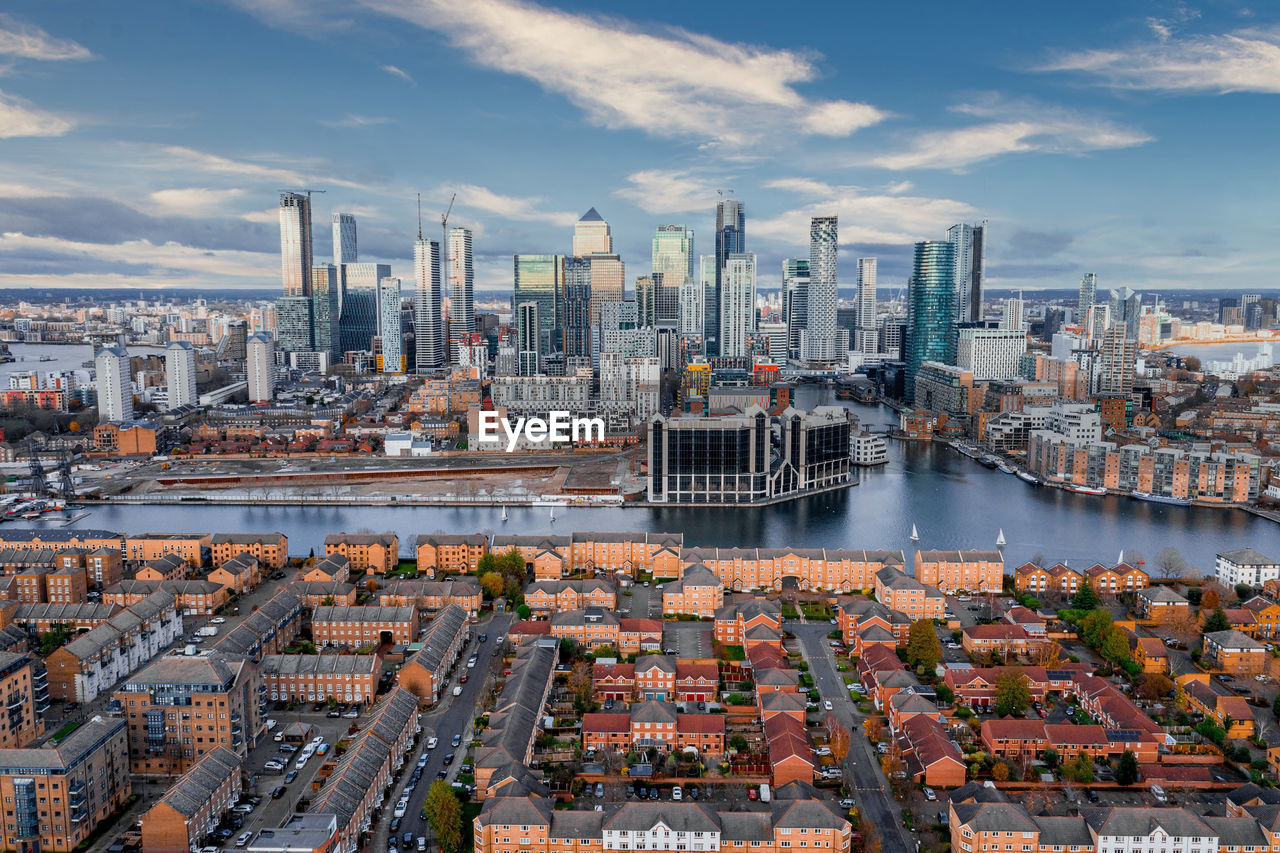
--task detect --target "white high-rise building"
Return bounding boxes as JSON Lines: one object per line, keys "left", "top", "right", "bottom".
{"left": 1000, "top": 296, "right": 1025, "bottom": 331}
{"left": 246, "top": 333, "right": 275, "bottom": 403}
{"left": 855, "top": 257, "right": 879, "bottom": 354}
{"left": 801, "top": 216, "right": 840, "bottom": 362}
{"left": 332, "top": 213, "right": 357, "bottom": 267}
{"left": 413, "top": 235, "right": 444, "bottom": 370}
{"left": 447, "top": 227, "right": 475, "bottom": 358}
{"left": 279, "top": 192, "right": 312, "bottom": 297}
{"left": 94, "top": 343, "right": 132, "bottom": 422}
{"left": 947, "top": 221, "right": 987, "bottom": 324}
{"left": 956, "top": 327, "right": 1026, "bottom": 380}
{"left": 380, "top": 277, "right": 406, "bottom": 374}
{"left": 719, "top": 253, "right": 757, "bottom": 358}
{"left": 1077, "top": 273, "right": 1098, "bottom": 325}
{"left": 680, "top": 257, "right": 711, "bottom": 337}
{"left": 164, "top": 340, "right": 198, "bottom": 410}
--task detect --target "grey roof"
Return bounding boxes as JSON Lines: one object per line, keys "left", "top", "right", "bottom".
{"left": 631, "top": 700, "right": 677, "bottom": 724}
{"left": 717, "top": 810, "right": 772, "bottom": 841}
{"left": 770, "top": 798, "right": 847, "bottom": 830}
{"left": 262, "top": 655, "right": 379, "bottom": 676}
{"left": 635, "top": 654, "right": 675, "bottom": 674}
{"left": 0, "top": 716, "right": 126, "bottom": 773}
{"left": 0, "top": 529, "right": 120, "bottom": 544}
{"left": 157, "top": 747, "right": 243, "bottom": 817}
{"left": 1031, "top": 815, "right": 1093, "bottom": 847}
{"left": 126, "top": 652, "right": 239, "bottom": 689}
{"left": 948, "top": 782, "right": 1011, "bottom": 805}
{"left": 324, "top": 533, "right": 397, "bottom": 546}
{"left": 1204, "top": 629, "right": 1264, "bottom": 650}
{"left": 528, "top": 579, "right": 617, "bottom": 597}
{"left": 58, "top": 590, "right": 178, "bottom": 661}
{"left": 952, "top": 802, "right": 1039, "bottom": 833}
{"left": 604, "top": 802, "right": 719, "bottom": 833}
{"left": 211, "top": 533, "right": 285, "bottom": 544}
{"left": 1219, "top": 548, "right": 1278, "bottom": 566}
{"left": 15, "top": 602, "right": 118, "bottom": 624}
{"left": 550, "top": 810, "right": 604, "bottom": 839}
{"left": 1229, "top": 783, "right": 1280, "bottom": 808}
{"left": 477, "top": 795, "right": 553, "bottom": 829}
{"left": 1203, "top": 816, "right": 1269, "bottom": 847}
{"left": 312, "top": 605, "right": 414, "bottom": 623}
{"left": 1080, "top": 806, "right": 1213, "bottom": 839}
{"left": 408, "top": 604, "right": 468, "bottom": 676}
{"left": 550, "top": 607, "right": 619, "bottom": 627}
{"left": 413, "top": 533, "right": 488, "bottom": 546}
{"left": 1138, "top": 586, "right": 1189, "bottom": 603}
{"left": 677, "top": 564, "right": 722, "bottom": 588}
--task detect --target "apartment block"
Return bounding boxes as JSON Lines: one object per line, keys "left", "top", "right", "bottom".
{"left": 323, "top": 534, "right": 398, "bottom": 575}
{"left": 261, "top": 655, "right": 379, "bottom": 705}
{"left": 207, "top": 553, "right": 260, "bottom": 595}
{"left": 1202, "top": 629, "right": 1266, "bottom": 674}
{"left": 304, "top": 554, "right": 350, "bottom": 584}
{"left": 581, "top": 700, "right": 724, "bottom": 755}
{"left": 660, "top": 564, "right": 724, "bottom": 617}
{"left": 0, "top": 652, "right": 46, "bottom": 748}
{"left": 396, "top": 605, "right": 468, "bottom": 706}
{"left": 46, "top": 566, "right": 87, "bottom": 605}
{"left": 874, "top": 567, "right": 945, "bottom": 622}
{"left": 913, "top": 550, "right": 1004, "bottom": 594}
{"left": 211, "top": 590, "right": 301, "bottom": 660}
{"left": 140, "top": 747, "right": 243, "bottom": 853}
{"left": 1136, "top": 586, "right": 1191, "bottom": 620}
{"left": 210, "top": 533, "right": 288, "bottom": 569}
{"left": 311, "top": 606, "right": 417, "bottom": 649}
{"left": 683, "top": 547, "right": 905, "bottom": 593}
{"left": 124, "top": 534, "right": 212, "bottom": 569}
{"left": 413, "top": 534, "right": 489, "bottom": 577}
{"left": 526, "top": 579, "right": 618, "bottom": 615}
{"left": 135, "top": 554, "right": 188, "bottom": 583}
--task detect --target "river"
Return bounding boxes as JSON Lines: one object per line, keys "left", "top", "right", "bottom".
{"left": 5, "top": 343, "right": 1278, "bottom": 575}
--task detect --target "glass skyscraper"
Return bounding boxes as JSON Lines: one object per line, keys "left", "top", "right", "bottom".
{"left": 652, "top": 225, "right": 694, "bottom": 293}
{"left": 947, "top": 221, "right": 986, "bottom": 325}
{"left": 905, "top": 240, "right": 956, "bottom": 401}
{"left": 710, "top": 198, "right": 745, "bottom": 357}
{"left": 279, "top": 192, "right": 312, "bottom": 298}
{"left": 312, "top": 264, "right": 340, "bottom": 364}
{"left": 514, "top": 254, "right": 564, "bottom": 358}
{"left": 563, "top": 256, "right": 592, "bottom": 359}
{"left": 332, "top": 213, "right": 357, "bottom": 267}
{"left": 447, "top": 227, "right": 475, "bottom": 357}
{"left": 1077, "top": 273, "right": 1098, "bottom": 324}
{"left": 784, "top": 257, "right": 809, "bottom": 356}
{"left": 339, "top": 262, "right": 391, "bottom": 355}
{"left": 413, "top": 235, "right": 444, "bottom": 370}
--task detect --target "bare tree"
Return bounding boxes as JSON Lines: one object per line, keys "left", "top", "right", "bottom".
{"left": 1155, "top": 548, "right": 1188, "bottom": 580}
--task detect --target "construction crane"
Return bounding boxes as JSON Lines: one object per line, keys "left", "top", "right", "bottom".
{"left": 55, "top": 451, "right": 76, "bottom": 501}
{"left": 716, "top": 188, "right": 734, "bottom": 198}
{"left": 23, "top": 440, "right": 50, "bottom": 497}
{"left": 440, "top": 192, "right": 457, "bottom": 362}
{"left": 278, "top": 188, "right": 326, "bottom": 198}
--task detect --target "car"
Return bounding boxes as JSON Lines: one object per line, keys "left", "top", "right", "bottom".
{"left": 274, "top": 732, "right": 285, "bottom": 742}
{"left": 648, "top": 787, "right": 659, "bottom": 800}
{"left": 689, "top": 786, "right": 699, "bottom": 800}
{"left": 815, "top": 747, "right": 831, "bottom": 756}
{"left": 459, "top": 674, "right": 469, "bottom": 684}
{"left": 326, "top": 708, "right": 341, "bottom": 718}
{"left": 312, "top": 702, "right": 326, "bottom": 712}
{"left": 595, "top": 783, "right": 604, "bottom": 798}
{"left": 279, "top": 743, "right": 298, "bottom": 754}
{"left": 235, "top": 833, "right": 252, "bottom": 848}
{"left": 967, "top": 605, "right": 981, "bottom": 612}
{"left": 1086, "top": 789, "right": 1100, "bottom": 803}
{"left": 839, "top": 798, "right": 855, "bottom": 809}
{"left": 200, "top": 846, "right": 220, "bottom": 853}
{"left": 444, "top": 752, "right": 455, "bottom": 764}
{"left": 697, "top": 701, "right": 706, "bottom": 711}
{"left": 466, "top": 659, "right": 476, "bottom": 669}
{"left": 877, "top": 742, "right": 889, "bottom": 754}
{"left": 923, "top": 787, "right": 937, "bottom": 801}
{"left": 957, "top": 596, "right": 971, "bottom": 602}
{"left": 390, "top": 818, "right": 402, "bottom": 834}
{"left": 403, "top": 833, "right": 413, "bottom": 846}
{"left": 389, "top": 842, "right": 398, "bottom": 852}
{"left": 748, "top": 787, "right": 758, "bottom": 800}
{"left": 604, "top": 698, "right": 614, "bottom": 710}
{"left": 417, "top": 839, "right": 427, "bottom": 852}
{"left": 343, "top": 708, "right": 358, "bottom": 718}
{"left": 210, "top": 617, "right": 226, "bottom": 624}
{"left": 478, "top": 634, "right": 487, "bottom": 643}
{"left": 663, "top": 648, "right": 677, "bottom": 655}
{"left": 1151, "top": 785, "right": 1167, "bottom": 803}
{"left": 265, "top": 719, "right": 277, "bottom": 731}
{"left": 264, "top": 759, "right": 285, "bottom": 772}
{"left": 271, "top": 786, "right": 287, "bottom": 800}
{"left": 393, "top": 801, "right": 408, "bottom": 819}
{"left": 643, "top": 581, "right": 649, "bottom": 587}
{"left": 452, "top": 734, "right": 462, "bottom": 747}
{"left": 452, "top": 686, "right": 463, "bottom": 697}
{"left": 216, "top": 829, "right": 235, "bottom": 840}
{"left": 829, "top": 618, "right": 837, "bottom": 625}
{"left": 436, "top": 770, "right": 447, "bottom": 780}
{"left": 627, "top": 785, "right": 636, "bottom": 797}
{"left": 672, "top": 786, "right": 682, "bottom": 801}
{"left": 285, "top": 770, "right": 298, "bottom": 783}
{"left": 232, "top": 804, "right": 254, "bottom": 815}
{"left": 296, "top": 756, "right": 308, "bottom": 769}
{"left": 495, "top": 636, "right": 504, "bottom": 644}
{"left": 823, "top": 700, "right": 833, "bottom": 711}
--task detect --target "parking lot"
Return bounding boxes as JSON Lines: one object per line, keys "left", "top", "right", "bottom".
{"left": 565, "top": 779, "right": 779, "bottom": 810}
{"left": 620, "top": 584, "right": 660, "bottom": 619}
{"left": 662, "top": 621, "right": 713, "bottom": 657}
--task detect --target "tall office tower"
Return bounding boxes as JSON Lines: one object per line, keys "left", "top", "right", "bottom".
{"left": 447, "top": 227, "right": 475, "bottom": 356}
{"left": 220, "top": 320, "right": 247, "bottom": 364}
{"left": 1077, "top": 273, "right": 1098, "bottom": 323}
{"left": 332, "top": 213, "right": 357, "bottom": 267}
{"left": 164, "top": 341, "right": 198, "bottom": 410}
{"left": 412, "top": 233, "right": 444, "bottom": 370}
{"left": 378, "top": 277, "right": 405, "bottom": 374}
{"left": 311, "top": 264, "right": 340, "bottom": 363}
{"left": 1242, "top": 293, "right": 1262, "bottom": 330}
{"left": 95, "top": 343, "right": 132, "bottom": 422}
{"left": 855, "top": 257, "right": 878, "bottom": 352}
{"left": 1096, "top": 323, "right": 1136, "bottom": 395}
{"left": 514, "top": 254, "right": 564, "bottom": 357}
{"left": 783, "top": 258, "right": 810, "bottom": 357}
{"left": 720, "top": 253, "right": 757, "bottom": 358}
{"left": 246, "top": 333, "right": 275, "bottom": 402}
{"left": 710, "top": 196, "right": 745, "bottom": 357}
{"left": 279, "top": 192, "right": 312, "bottom": 297}
{"left": 681, "top": 257, "right": 712, "bottom": 337}
{"left": 652, "top": 224, "right": 694, "bottom": 292}
{"left": 1000, "top": 296, "right": 1025, "bottom": 331}
{"left": 275, "top": 295, "right": 313, "bottom": 352}
{"left": 1084, "top": 303, "right": 1112, "bottom": 345}
{"left": 800, "top": 215, "right": 839, "bottom": 362}
{"left": 339, "top": 263, "right": 391, "bottom": 354}
{"left": 905, "top": 240, "right": 957, "bottom": 399}
{"left": 585, "top": 254, "right": 624, "bottom": 331}
{"left": 563, "top": 257, "right": 592, "bottom": 358}
{"left": 573, "top": 207, "right": 612, "bottom": 255}
{"left": 1109, "top": 287, "right": 1141, "bottom": 339}
{"left": 946, "top": 221, "right": 986, "bottom": 324}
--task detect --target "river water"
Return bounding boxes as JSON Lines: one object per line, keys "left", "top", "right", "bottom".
{"left": 6, "top": 343, "right": 1278, "bottom": 575}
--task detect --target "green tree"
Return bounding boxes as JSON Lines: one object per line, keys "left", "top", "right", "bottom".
{"left": 499, "top": 548, "right": 526, "bottom": 576}
{"left": 479, "top": 571, "right": 505, "bottom": 599}
{"left": 934, "top": 685, "right": 954, "bottom": 704}
{"left": 729, "top": 734, "right": 748, "bottom": 752}
{"left": 995, "top": 671, "right": 1031, "bottom": 717}
{"left": 517, "top": 604, "right": 531, "bottom": 619}
{"left": 1100, "top": 627, "right": 1131, "bottom": 663}
{"left": 424, "top": 781, "right": 462, "bottom": 853}
{"left": 1042, "top": 748, "right": 1059, "bottom": 770}
{"left": 1115, "top": 750, "right": 1139, "bottom": 785}
{"left": 477, "top": 552, "right": 497, "bottom": 575}
{"left": 1079, "top": 611, "right": 1113, "bottom": 649}
{"left": 1071, "top": 579, "right": 1101, "bottom": 611}
{"left": 906, "top": 620, "right": 943, "bottom": 671}
{"left": 1072, "top": 752, "right": 1094, "bottom": 784}
{"left": 1203, "top": 608, "right": 1230, "bottom": 633}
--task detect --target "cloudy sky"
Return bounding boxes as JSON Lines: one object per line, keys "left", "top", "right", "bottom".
{"left": 0, "top": 0, "right": 1276, "bottom": 295}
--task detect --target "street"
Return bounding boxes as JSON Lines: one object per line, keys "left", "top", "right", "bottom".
{"left": 791, "top": 623, "right": 915, "bottom": 853}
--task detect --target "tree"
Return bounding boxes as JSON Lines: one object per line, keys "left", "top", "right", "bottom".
{"left": 424, "top": 781, "right": 462, "bottom": 853}
{"left": 1078, "top": 611, "right": 1113, "bottom": 649}
{"left": 1159, "top": 614, "right": 1200, "bottom": 646}
{"left": 1116, "top": 750, "right": 1138, "bottom": 785}
{"left": 1155, "top": 548, "right": 1188, "bottom": 579}
{"left": 1100, "top": 627, "right": 1131, "bottom": 663}
{"left": 477, "top": 552, "right": 497, "bottom": 575}
{"left": 567, "top": 662, "right": 592, "bottom": 710}
{"left": 1236, "top": 584, "right": 1255, "bottom": 603}
{"left": 906, "top": 620, "right": 943, "bottom": 672}
{"left": 479, "top": 571, "right": 505, "bottom": 599}
{"left": 1071, "top": 579, "right": 1101, "bottom": 611}
{"left": 1203, "top": 608, "right": 1231, "bottom": 633}
{"left": 991, "top": 761, "right": 1011, "bottom": 782}
{"left": 729, "top": 734, "right": 748, "bottom": 752}
{"left": 1136, "top": 673, "right": 1173, "bottom": 701}
{"left": 935, "top": 685, "right": 954, "bottom": 705}
{"left": 1034, "top": 643, "right": 1063, "bottom": 669}
{"left": 1184, "top": 355, "right": 1201, "bottom": 372}
{"left": 864, "top": 715, "right": 886, "bottom": 742}
{"left": 995, "top": 671, "right": 1031, "bottom": 717}
{"left": 1042, "top": 748, "right": 1059, "bottom": 770}
{"left": 1272, "top": 692, "right": 1280, "bottom": 721}
{"left": 1071, "top": 752, "right": 1094, "bottom": 784}
{"left": 1202, "top": 586, "right": 1222, "bottom": 612}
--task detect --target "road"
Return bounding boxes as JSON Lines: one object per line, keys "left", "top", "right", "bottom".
{"left": 791, "top": 623, "right": 914, "bottom": 853}
{"left": 376, "top": 612, "right": 514, "bottom": 851}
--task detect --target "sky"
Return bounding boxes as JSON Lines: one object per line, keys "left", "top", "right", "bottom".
{"left": 0, "top": 0, "right": 1277, "bottom": 297}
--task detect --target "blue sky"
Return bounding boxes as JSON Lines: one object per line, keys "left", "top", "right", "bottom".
{"left": 0, "top": 0, "right": 1276, "bottom": 295}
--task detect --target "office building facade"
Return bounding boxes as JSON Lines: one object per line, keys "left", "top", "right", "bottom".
{"left": 311, "top": 264, "right": 340, "bottom": 363}
{"left": 274, "top": 295, "right": 313, "bottom": 353}
{"left": 332, "top": 212, "right": 357, "bottom": 268}
{"left": 947, "top": 221, "right": 986, "bottom": 324}
{"left": 514, "top": 254, "right": 564, "bottom": 358}
{"left": 647, "top": 409, "right": 772, "bottom": 504}
{"left": 278, "top": 192, "right": 312, "bottom": 298}
{"left": 339, "top": 263, "right": 391, "bottom": 354}
{"left": 905, "top": 240, "right": 956, "bottom": 400}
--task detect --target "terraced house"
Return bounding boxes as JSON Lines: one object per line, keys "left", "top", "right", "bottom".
{"left": 0, "top": 717, "right": 131, "bottom": 853}
{"left": 311, "top": 606, "right": 418, "bottom": 648}
{"left": 124, "top": 534, "right": 211, "bottom": 569}
{"left": 262, "top": 654, "right": 380, "bottom": 705}
{"left": 1013, "top": 562, "right": 1084, "bottom": 595}
{"left": 525, "top": 578, "right": 618, "bottom": 615}
{"left": 660, "top": 564, "right": 724, "bottom": 617}
{"left": 139, "top": 747, "right": 243, "bottom": 853}
{"left": 104, "top": 580, "right": 228, "bottom": 615}
{"left": 396, "top": 605, "right": 469, "bottom": 705}
{"left": 581, "top": 700, "right": 725, "bottom": 754}
{"left": 212, "top": 590, "right": 302, "bottom": 661}
{"left": 682, "top": 547, "right": 905, "bottom": 593}
{"left": 473, "top": 638, "right": 558, "bottom": 800}
{"left": 210, "top": 533, "right": 288, "bottom": 570}
{"left": 874, "top": 568, "right": 945, "bottom": 622}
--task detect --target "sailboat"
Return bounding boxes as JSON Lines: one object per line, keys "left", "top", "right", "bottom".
{"left": 501, "top": 506, "right": 508, "bottom": 523}
{"left": 996, "top": 529, "right": 1006, "bottom": 548}
{"left": 1118, "top": 550, "right": 1125, "bottom": 565}
{"left": 549, "top": 506, "right": 557, "bottom": 523}
{"left": 910, "top": 524, "right": 919, "bottom": 542}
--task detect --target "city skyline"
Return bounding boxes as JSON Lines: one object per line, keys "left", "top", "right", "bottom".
{"left": 0, "top": 2, "right": 1275, "bottom": 295}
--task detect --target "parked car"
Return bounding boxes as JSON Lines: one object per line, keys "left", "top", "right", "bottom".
{"left": 393, "top": 801, "right": 408, "bottom": 819}
{"left": 689, "top": 786, "right": 699, "bottom": 800}
{"left": 235, "top": 833, "right": 252, "bottom": 848}
{"left": 279, "top": 743, "right": 298, "bottom": 754}
{"left": 1151, "top": 785, "right": 1168, "bottom": 803}
{"left": 595, "top": 783, "right": 605, "bottom": 798}
{"left": 232, "top": 804, "right": 254, "bottom": 815}
{"left": 271, "top": 786, "right": 287, "bottom": 799}
{"left": 264, "top": 759, "right": 285, "bottom": 772}
{"left": 839, "top": 799, "right": 855, "bottom": 809}
{"left": 672, "top": 786, "right": 683, "bottom": 801}
{"left": 748, "top": 787, "right": 758, "bottom": 801}
{"left": 923, "top": 788, "right": 937, "bottom": 801}
{"left": 478, "top": 634, "right": 487, "bottom": 642}
{"left": 343, "top": 708, "right": 358, "bottom": 718}
{"left": 284, "top": 770, "right": 298, "bottom": 783}
{"left": 823, "top": 700, "right": 833, "bottom": 711}
{"left": 1086, "top": 789, "right": 1100, "bottom": 803}
{"left": 210, "top": 617, "right": 226, "bottom": 624}
{"left": 427, "top": 737, "right": 439, "bottom": 749}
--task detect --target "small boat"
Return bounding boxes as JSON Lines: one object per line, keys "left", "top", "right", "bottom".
{"left": 501, "top": 506, "right": 508, "bottom": 522}
{"left": 997, "top": 463, "right": 1015, "bottom": 475}
{"left": 1130, "top": 490, "right": 1192, "bottom": 506}
{"left": 980, "top": 456, "right": 999, "bottom": 469}
{"left": 549, "top": 507, "right": 557, "bottom": 523}
{"left": 910, "top": 524, "right": 919, "bottom": 542}
{"left": 1017, "top": 471, "right": 1040, "bottom": 485}
{"left": 1067, "top": 484, "right": 1107, "bottom": 495}
{"left": 996, "top": 529, "right": 1006, "bottom": 547}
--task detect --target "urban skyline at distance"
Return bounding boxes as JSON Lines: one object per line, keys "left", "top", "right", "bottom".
{"left": 0, "top": 1, "right": 1276, "bottom": 294}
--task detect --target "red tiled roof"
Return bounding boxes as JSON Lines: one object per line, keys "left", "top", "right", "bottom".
{"left": 677, "top": 714, "right": 725, "bottom": 734}
{"left": 592, "top": 663, "right": 635, "bottom": 680}
{"left": 981, "top": 718, "right": 1047, "bottom": 741}
{"left": 964, "top": 624, "right": 1031, "bottom": 641}
{"left": 509, "top": 620, "right": 549, "bottom": 635}
{"left": 620, "top": 618, "right": 661, "bottom": 633}
{"left": 676, "top": 663, "right": 718, "bottom": 682}
{"left": 1044, "top": 724, "right": 1110, "bottom": 746}
{"left": 582, "top": 713, "right": 630, "bottom": 733}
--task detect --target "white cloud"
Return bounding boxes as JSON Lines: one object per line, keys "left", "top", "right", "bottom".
{"left": 450, "top": 184, "right": 579, "bottom": 228}
{"left": 320, "top": 113, "right": 394, "bottom": 127}
{"left": 0, "top": 90, "right": 73, "bottom": 138}
{"left": 149, "top": 145, "right": 366, "bottom": 189}
{"left": 0, "top": 231, "right": 275, "bottom": 285}
{"left": 360, "top": 0, "right": 885, "bottom": 146}
{"left": 613, "top": 169, "right": 725, "bottom": 215}
{"left": 0, "top": 182, "right": 68, "bottom": 198}
{"left": 147, "top": 187, "right": 246, "bottom": 215}
{"left": 758, "top": 178, "right": 976, "bottom": 245}
{"left": 867, "top": 97, "right": 1151, "bottom": 171}
{"left": 0, "top": 14, "right": 92, "bottom": 61}
{"left": 380, "top": 64, "right": 415, "bottom": 85}
{"left": 1040, "top": 25, "right": 1280, "bottom": 93}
